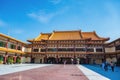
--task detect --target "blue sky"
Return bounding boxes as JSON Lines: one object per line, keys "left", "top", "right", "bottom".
{"left": 0, "top": 0, "right": 120, "bottom": 42}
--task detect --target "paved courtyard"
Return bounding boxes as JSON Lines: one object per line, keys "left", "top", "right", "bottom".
{"left": 0, "top": 64, "right": 119, "bottom": 80}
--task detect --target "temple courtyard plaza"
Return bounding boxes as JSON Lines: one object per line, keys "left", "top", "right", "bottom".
{"left": 0, "top": 64, "right": 120, "bottom": 80}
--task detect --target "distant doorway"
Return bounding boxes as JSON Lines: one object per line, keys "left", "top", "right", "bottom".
{"left": 59, "top": 57, "right": 71, "bottom": 64}
{"left": 80, "top": 58, "right": 87, "bottom": 64}
{"left": 31, "top": 57, "right": 35, "bottom": 63}
{"left": 40, "top": 59, "right": 42, "bottom": 63}
{"left": 47, "top": 57, "right": 56, "bottom": 64}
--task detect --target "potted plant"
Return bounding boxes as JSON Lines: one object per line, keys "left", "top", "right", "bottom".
{"left": 0, "top": 55, "right": 3, "bottom": 64}
{"left": 10, "top": 57, "right": 13, "bottom": 64}
{"left": 16, "top": 56, "right": 21, "bottom": 64}
{"left": 7, "top": 57, "right": 11, "bottom": 64}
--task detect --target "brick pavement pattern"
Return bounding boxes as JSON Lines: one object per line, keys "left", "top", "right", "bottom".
{"left": 0, "top": 65, "right": 88, "bottom": 80}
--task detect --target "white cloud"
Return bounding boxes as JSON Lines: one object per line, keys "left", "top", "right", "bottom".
{"left": 50, "top": 0, "right": 62, "bottom": 4}
{"left": 10, "top": 29, "right": 24, "bottom": 34}
{"left": 28, "top": 6, "right": 69, "bottom": 24}
{"left": 14, "top": 29, "right": 23, "bottom": 34}
{"left": 28, "top": 12, "right": 54, "bottom": 23}
{"left": 0, "top": 20, "right": 6, "bottom": 27}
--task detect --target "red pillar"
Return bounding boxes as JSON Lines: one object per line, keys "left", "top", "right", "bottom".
{"left": 16, "top": 44, "right": 18, "bottom": 50}
{"left": 6, "top": 41, "right": 8, "bottom": 48}
{"left": 13, "top": 56, "right": 17, "bottom": 64}
{"left": 4, "top": 55, "right": 8, "bottom": 64}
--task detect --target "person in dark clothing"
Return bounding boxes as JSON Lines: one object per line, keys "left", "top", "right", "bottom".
{"left": 110, "top": 61, "right": 115, "bottom": 72}
{"left": 104, "top": 61, "right": 108, "bottom": 71}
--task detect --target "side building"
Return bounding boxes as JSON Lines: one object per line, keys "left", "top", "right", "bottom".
{"left": 26, "top": 30, "right": 110, "bottom": 64}
{"left": 0, "top": 33, "right": 27, "bottom": 64}
{"left": 105, "top": 38, "right": 120, "bottom": 66}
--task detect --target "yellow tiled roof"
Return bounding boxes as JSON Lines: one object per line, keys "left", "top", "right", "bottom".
{"left": 0, "top": 47, "right": 25, "bottom": 54}
{"left": 81, "top": 31, "right": 109, "bottom": 40}
{"left": 0, "top": 33, "right": 26, "bottom": 44}
{"left": 49, "top": 31, "right": 82, "bottom": 40}
{"left": 32, "top": 30, "right": 109, "bottom": 41}
{"left": 34, "top": 33, "right": 51, "bottom": 41}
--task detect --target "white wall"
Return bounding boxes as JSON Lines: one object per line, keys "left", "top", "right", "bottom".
{"left": 105, "top": 47, "right": 115, "bottom": 52}
{"left": 106, "top": 57, "right": 117, "bottom": 63}
{"left": 22, "top": 46, "right": 25, "bottom": 52}
{"left": 24, "top": 48, "right": 32, "bottom": 52}
{"left": 21, "top": 57, "right": 31, "bottom": 63}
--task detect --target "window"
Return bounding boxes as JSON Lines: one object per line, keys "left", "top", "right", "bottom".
{"left": 57, "top": 48, "right": 74, "bottom": 52}
{"left": 116, "top": 45, "right": 120, "bottom": 50}
{"left": 10, "top": 44, "right": 16, "bottom": 49}
{"left": 0, "top": 41, "right": 6, "bottom": 47}
{"left": 87, "top": 48, "right": 94, "bottom": 52}
{"left": 48, "top": 48, "right": 57, "bottom": 52}
{"left": 96, "top": 48, "right": 103, "bottom": 52}
{"left": 41, "top": 49, "right": 46, "bottom": 52}
{"left": 17, "top": 46, "right": 21, "bottom": 50}
{"left": 76, "top": 48, "right": 86, "bottom": 52}
{"left": 33, "top": 49, "right": 39, "bottom": 52}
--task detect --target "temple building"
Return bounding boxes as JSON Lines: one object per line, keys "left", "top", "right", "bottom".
{"left": 26, "top": 30, "right": 110, "bottom": 64}
{"left": 0, "top": 30, "right": 120, "bottom": 65}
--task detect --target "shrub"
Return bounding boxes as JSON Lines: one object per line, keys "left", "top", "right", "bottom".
{"left": 0, "top": 55, "right": 3, "bottom": 64}
{"left": 16, "top": 57, "right": 21, "bottom": 64}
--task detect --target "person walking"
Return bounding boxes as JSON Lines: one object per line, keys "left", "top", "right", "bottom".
{"left": 64, "top": 60, "right": 67, "bottom": 65}
{"left": 110, "top": 61, "right": 115, "bottom": 72}
{"left": 71, "top": 58, "right": 73, "bottom": 64}
{"left": 101, "top": 62, "right": 105, "bottom": 70}
{"left": 104, "top": 61, "right": 108, "bottom": 71}
{"left": 77, "top": 58, "right": 80, "bottom": 65}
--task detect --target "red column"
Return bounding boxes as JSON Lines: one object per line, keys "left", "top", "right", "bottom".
{"left": 13, "top": 56, "right": 17, "bottom": 64}
{"left": 6, "top": 41, "right": 8, "bottom": 48}
{"left": 3, "top": 56, "right": 6, "bottom": 64}
{"left": 16, "top": 44, "right": 18, "bottom": 50}
{"left": 4, "top": 55, "right": 8, "bottom": 64}
{"left": 20, "top": 56, "right": 22, "bottom": 63}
